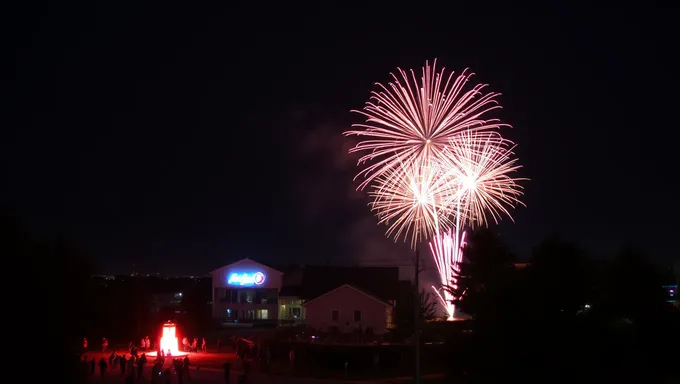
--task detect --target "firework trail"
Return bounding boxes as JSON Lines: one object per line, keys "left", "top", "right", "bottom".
{"left": 430, "top": 131, "right": 526, "bottom": 319}
{"left": 346, "top": 60, "right": 526, "bottom": 320}
{"left": 429, "top": 228, "right": 466, "bottom": 320}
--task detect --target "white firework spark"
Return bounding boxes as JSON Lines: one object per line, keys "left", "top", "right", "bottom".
{"left": 345, "top": 59, "right": 507, "bottom": 193}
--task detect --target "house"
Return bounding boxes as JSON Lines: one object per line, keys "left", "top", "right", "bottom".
{"left": 303, "top": 284, "right": 395, "bottom": 335}
{"left": 278, "top": 265, "right": 400, "bottom": 324}
{"left": 296, "top": 266, "right": 399, "bottom": 303}
{"left": 211, "top": 258, "right": 284, "bottom": 322}
{"left": 210, "top": 259, "right": 401, "bottom": 325}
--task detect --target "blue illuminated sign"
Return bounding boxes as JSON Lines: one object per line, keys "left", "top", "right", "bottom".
{"left": 227, "top": 271, "right": 266, "bottom": 286}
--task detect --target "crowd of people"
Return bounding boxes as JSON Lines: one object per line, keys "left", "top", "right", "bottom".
{"left": 82, "top": 335, "right": 209, "bottom": 355}
{"left": 79, "top": 335, "right": 211, "bottom": 383}
{"left": 80, "top": 349, "right": 194, "bottom": 383}
{"left": 181, "top": 337, "right": 207, "bottom": 353}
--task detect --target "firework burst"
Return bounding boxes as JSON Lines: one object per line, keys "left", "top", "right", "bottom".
{"left": 346, "top": 60, "right": 527, "bottom": 321}
{"left": 345, "top": 59, "right": 508, "bottom": 191}
{"left": 439, "top": 130, "right": 526, "bottom": 229}
{"left": 368, "top": 159, "right": 455, "bottom": 248}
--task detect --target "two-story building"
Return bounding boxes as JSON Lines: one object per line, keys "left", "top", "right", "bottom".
{"left": 211, "top": 259, "right": 401, "bottom": 331}
{"left": 212, "top": 258, "right": 283, "bottom": 322}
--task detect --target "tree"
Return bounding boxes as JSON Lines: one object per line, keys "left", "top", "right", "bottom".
{"left": 180, "top": 281, "right": 213, "bottom": 334}
{"left": 448, "top": 227, "right": 518, "bottom": 321}
{"left": 2, "top": 209, "right": 94, "bottom": 383}
{"left": 394, "top": 283, "right": 438, "bottom": 338}
{"left": 595, "top": 244, "right": 669, "bottom": 321}
{"left": 525, "top": 235, "right": 592, "bottom": 318}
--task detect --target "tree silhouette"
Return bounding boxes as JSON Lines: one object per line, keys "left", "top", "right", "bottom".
{"left": 525, "top": 235, "right": 592, "bottom": 318}
{"left": 2, "top": 209, "right": 94, "bottom": 383}
{"left": 595, "top": 244, "right": 668, "bottom": 321}
{"left": 394, "top": 283, "right": 438, "bottom": 338}
{"left": 180, "top": 281, "right": 212, "bottom": 334}
{"left": 448, "top": 227, "right": 517, "bottom": 322}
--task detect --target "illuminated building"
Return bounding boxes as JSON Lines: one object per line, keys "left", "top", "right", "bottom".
{"left": 211, "top": 258, "right": 284, "bottom": 322}
{"left": 211, "top": 259, "right": 400, "bottom": 326}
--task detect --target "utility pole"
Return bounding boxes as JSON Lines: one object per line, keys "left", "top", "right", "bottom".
{"left": 413, "top": 248, "right": 421, "bottom": 384}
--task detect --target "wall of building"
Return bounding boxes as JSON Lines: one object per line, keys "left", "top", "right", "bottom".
{"left": 304, "top": 285, "right": 390, "bottom": 334}
{"left": 212, "top": 259, "right": 283, "bottom": 320}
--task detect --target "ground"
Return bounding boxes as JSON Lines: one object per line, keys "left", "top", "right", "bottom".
{"left": 81, "top": 347, "right": 446, "bottom": 384}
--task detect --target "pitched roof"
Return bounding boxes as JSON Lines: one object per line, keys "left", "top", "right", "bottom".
{"left": 302, "top": 284, "right": 393, "bottom": 307}
{"left": 211, "top": 258, "right": 283, "bottom": 274}
{"left": 298, "top": 266, "right": 399, "bottom": 302}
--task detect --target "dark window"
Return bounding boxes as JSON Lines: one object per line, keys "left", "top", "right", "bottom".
{"left": 291, "top": 307, "right": 301, "bottom": 318}
{"left": 222, "top": 289, "right": 238, "bottom": 303}
{"left": 239, "top": 291, "right": 254, "bottom": 304}
{"left": 331, "top": 310, "right": 339, "bottom": 321}
{"left": 255, "top": 290, "right": 278, "bottom": 304}
{"left": 354, "top": 310, "right": 362, "bottom": 322}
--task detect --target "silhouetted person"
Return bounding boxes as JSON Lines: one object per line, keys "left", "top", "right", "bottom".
{"left": 119, "top": 354, "right": 127, "bottom": 375}
{"left": 163, "top": 368, "right": 171, "bottom": 384}
{"left": 183, "top": 355, "right": 191, "bottom": 379}
{"left": 243, "top": 360, "right": 251, "bottom": 380}
{"left": 152, "top": 362, "right": 162, "bottom": 382}
{"left": 137, "top": 353, "right": 147, "bottom": 379}
{"left": 89, "top": 357, "right": 95, "bottom": 375}
{"left": 127, "top": 354, "right": 136, "bottom": 378}
{"left": 174, "top": 359, "right": 185, "bottom": 384}
{"left": 222, "top": 362, "right": 231, "bottom": 383}
{"left": 80, "top": 358, "right": 89, "bottom": 381}
{"left": 264, "top": 347, "right": 271, "bottom": 373}
{"left": 99, "top": 357, "right": 107, "bottom": 378}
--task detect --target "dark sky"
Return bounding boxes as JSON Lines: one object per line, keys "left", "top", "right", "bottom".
{"left": 8, "top": 4, "right": 679, "bottom": 275}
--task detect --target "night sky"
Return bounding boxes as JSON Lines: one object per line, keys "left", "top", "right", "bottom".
{"left": 8, "top": 4, "right": 678, "bottom": 276}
